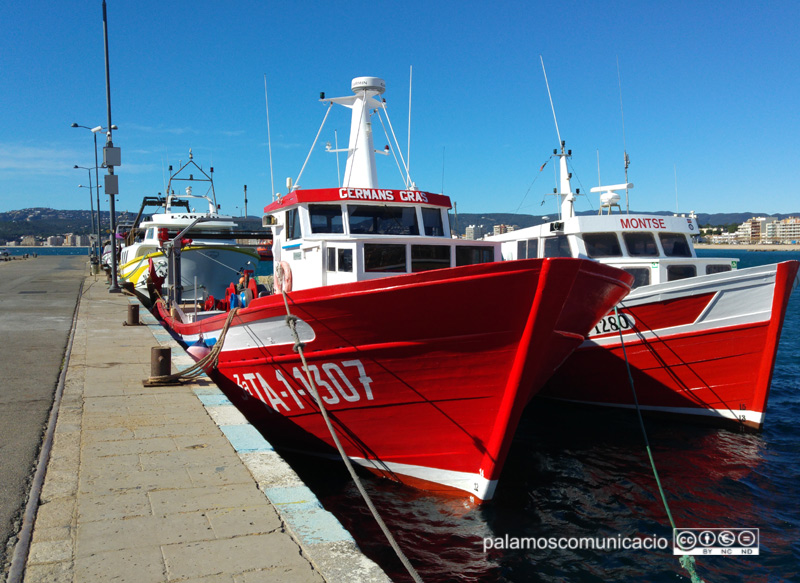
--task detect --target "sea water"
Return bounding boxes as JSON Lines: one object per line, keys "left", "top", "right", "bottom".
{"left": 2, "top": 246, "right": 91, "bottom": 256}
{"left": 2, "top": 246, "right": 273, "bottom": 278}
{"left": 283, "top": 249, "right": 800, "bottom": 582}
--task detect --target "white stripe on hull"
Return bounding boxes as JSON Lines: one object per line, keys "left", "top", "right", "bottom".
{"left": 585, "top": 263, "right": 778, "bottom": 348}
{"left": 278, "top": 448, "right": 499, "bottom": 501}
{"left": 181, "top": 316, "right": 316, "bottom": 349}
{"left": 349, "top": 456, "right": 498, "bottom": 501}
{"left": 543, "top": 397, "right": 764, "bottom": 426}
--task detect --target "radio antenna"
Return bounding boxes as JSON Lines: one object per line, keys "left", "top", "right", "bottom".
{"left": 596, "top": 149, "right": 601, "bottom": 186}
{"left": 617, "top": 56, "right": 630, "bottom": 213}
{"left": 264, "top": 75, "right": 276, "bottom": 201}
{"left": 674, "top": 163, "right": 679, "bottom": 213}
{"left": 407, "top": 65, "right": 413, "bottom": 187}
{"left": 441, "top": 146, "right": 446, "bottom": 194}
{"left": 540, "top": 55, "right": 562, "bottom": 146}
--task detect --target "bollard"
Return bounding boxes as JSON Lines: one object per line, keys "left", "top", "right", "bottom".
{"left": 143, "top": 346, "right": 181, "bottom": 386}
{"left": 151, "top": 346, "right": 171, "bottom": 377}
{"left": 126, "top": 304, "right": 140, "bottom": 326}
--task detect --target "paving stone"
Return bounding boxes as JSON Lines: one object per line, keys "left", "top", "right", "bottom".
{"left": 77, "top": 490, "right": 151, "bottom": 522}
{"left": 81, "top": 436, "right": 177, "bottom": 458}
{"left": 22, "top": 560, "right": 72, "bottom": 583}
{"left": 205, "top": 505, "right": 283, "bottom": 538}
{"left": 33, "top": 498, "right": 75, "bottom": 531}
{"left": 73, "top": 546, "right": 166, "bottom": 583}
{"left": 27, "top": 539, "right": 73, "bottom": 564}
{"left": 75, "top": 512, "right": 212, "bottom": 556}
{"left": 162, "top": 533, "right": 319, "bottom": 581}
{"left": 148, "top": 483, "right": 267, "bottom": 516}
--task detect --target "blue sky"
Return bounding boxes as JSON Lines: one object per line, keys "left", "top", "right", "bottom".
{"left": 1, "top": 0, "right": 798, "bottom": 219}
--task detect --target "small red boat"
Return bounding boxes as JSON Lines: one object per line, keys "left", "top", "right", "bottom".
{"left": 156, "top": 76, "right": 634, "bottom": 500}
{"left": 490, "top": 142, "right": 799, "bottom": 429}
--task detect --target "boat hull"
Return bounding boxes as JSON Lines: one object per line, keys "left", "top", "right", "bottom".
{"left": 120, "top": 245, "right": 259, "bottom": 300}
{"left": 540, "top": 260, "right": 799, "bottom": 429}
{"left": 157, "top": 258, "right": 633, "bottom": 500}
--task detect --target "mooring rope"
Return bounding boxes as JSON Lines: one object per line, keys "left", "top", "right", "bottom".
{"left": 613, "top": 306, "right": 706, "bottom": 583}
{"left": 148, "top": 303, "right": 239, "bottom": 383}
{"left": 275, "top": 265, "right": 424, "bottom": 583}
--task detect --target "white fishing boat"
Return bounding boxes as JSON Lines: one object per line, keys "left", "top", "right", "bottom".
{"left": 117, "top": 152, "right": 259, "bottom": 302}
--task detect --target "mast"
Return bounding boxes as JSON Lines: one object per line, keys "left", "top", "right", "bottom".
{"left": 556, "top": 142, "right": 576, "bottom": 220}
{"left": 540, "top": 57, "right": 576, "bottom": 221}
{"left": 325, "top": 77, "right": 386, "bottom": 188}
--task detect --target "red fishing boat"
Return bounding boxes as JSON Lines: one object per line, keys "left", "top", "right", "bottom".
{"left": 156, "top": 76, "right": 633, "bottom": 500}
{"left": 490, "top": 142, "right": 799, "bottom": 429}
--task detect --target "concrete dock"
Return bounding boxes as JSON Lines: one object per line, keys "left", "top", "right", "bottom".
{"left": 4, "top": 257, "right": 389, "bottom": 582}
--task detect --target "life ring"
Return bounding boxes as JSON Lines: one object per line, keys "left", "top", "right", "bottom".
{"left": 274, "top": 261, "right": 293, "bottom": 293}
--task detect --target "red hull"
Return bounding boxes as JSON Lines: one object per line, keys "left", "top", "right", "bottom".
{"left": 541, "top": 260, "right": 799, "bottom": 429}
{"left": 158, "top": 258, "right": 633, "bottom": 499}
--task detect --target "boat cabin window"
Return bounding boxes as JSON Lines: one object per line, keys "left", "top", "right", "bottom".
{"left": 543, "top": 235, "right": 572, "bottom": 258}
{"left": 623, "top": 267, "right": 651, "bottom": 289}
{"left": 364, "top": 243, "right": 406, "bottom": 272}
{"left": 286, "top": 209, "right": 301, "bottom": 240}
{"left": 456, "top": 246, "right": 494, "bottom": 266}
{"left": 667, "top": 265, "right": 697, "bottom": 281}
{"left": 145, "top": 228, "right": 155, "bottom": 240}
{"left": 583, "top": 233, "right": 622, "bottom": 258}
{"left": 310, "top": 204, "right": 344, "bottom": 234}
{"left": 706, "top": 264, "right": 732, "bottom": 275}
{"left": 422, "top": 208, "right": 445, "bottom": 237}
{"left": 349, "top": 205, "right": 419, "bottom": 235}
{"left": 517, "top": 239, "right": 539, "bottom": 259}
{"left": 659, "top": 233, "right": 692, "bottom": 257}
{"left": 326, "top": 247, "right": 353, "bottom": 272}
{"left": 412, "top": 245, "right": 451, "bottom": 272}
{"left": 623, "top": 232, "right": 659, "bottom": 256}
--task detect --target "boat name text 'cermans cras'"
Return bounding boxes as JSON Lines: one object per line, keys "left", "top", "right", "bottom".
{"left": 338, "top": 188, "right": 429, "bottom": 203}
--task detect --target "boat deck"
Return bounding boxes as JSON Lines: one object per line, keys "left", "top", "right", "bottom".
{"left": 15, "top": 259, "right": 387, "bottom": 582}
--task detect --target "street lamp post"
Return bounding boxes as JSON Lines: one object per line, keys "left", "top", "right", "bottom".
{"left": 102, "top": 0, "right": 121, "bottom": 293}
{"left": 71, "top": 123, "right": 116, "bottom": 262}
{"left": 75, "top": 166, "right": 98, "bottom": 263}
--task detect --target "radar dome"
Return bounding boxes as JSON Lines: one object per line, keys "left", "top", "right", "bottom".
{"left": 351, "top": 77, "right": 386, "bottom": 94}
{"left": 600, "top": 191, "right": 621, "bottom": 206}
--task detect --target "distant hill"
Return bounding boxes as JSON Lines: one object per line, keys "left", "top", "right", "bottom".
{"left": 1, "top": 207, "right": 798, "bottom": 243}
{"left": 0, "top": 208, "right": 263, "bottom": 243}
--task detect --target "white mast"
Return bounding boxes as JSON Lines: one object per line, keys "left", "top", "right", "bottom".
{"left": 541, "top": 56, "right": 576, "bottom": 221}
{"left": 325, "top": 77, "right": 386, "bottom": 188}
{"left": 556, "top": 142, "right": 576, "bottom": 220}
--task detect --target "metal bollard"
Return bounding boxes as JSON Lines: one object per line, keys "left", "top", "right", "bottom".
{"left": 127, "top": 304, "right": 140, "bottom": 326}
{"left": 143, "top": 346, "right": 181, "bottom": 386}
{"left": 151, "top": 346, "right": 171, "bottom": 377}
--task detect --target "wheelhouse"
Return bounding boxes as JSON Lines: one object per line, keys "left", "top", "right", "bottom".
{"left": 493, "top": 214, "right": 736, "bottom": 289}
{"left": 264, "top": 188, "right": 498, "bottom": 291}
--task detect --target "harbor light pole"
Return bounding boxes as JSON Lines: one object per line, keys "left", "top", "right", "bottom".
{"left": 75, "top": 167, "right": 98, "bottom": 262}
{"left": 70, "top": 123, "right": 116, "bottom": 262}
{"left": 102, "top": 0, "right": 121, "bottom": 293}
